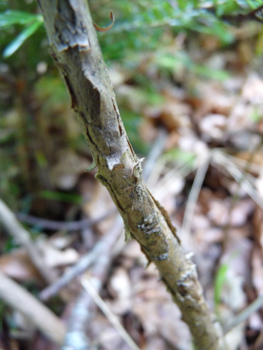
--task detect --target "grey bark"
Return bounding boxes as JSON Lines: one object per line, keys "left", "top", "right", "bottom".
{"left": 37, "top": 1, "right": 220, "bottom": 349}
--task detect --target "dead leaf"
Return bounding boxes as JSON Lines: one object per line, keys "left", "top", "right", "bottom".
{"left": 242, "top": 73, "right": 263, "bottom": 104}
{"left": 50, "top": 149, "right": 89, "bottom": 190}
{"left": 199, "top": 114, "right": 227, "bottom": 141}
{"left": 38, "top": 243, "right": 79, "bottom": 268}
{"left": 82, "top": 180, "right": 115, "bottom": 233}
{"left": 208, "top": 198, "right": 254, "bottom": 227}
{"left": 108, "top": 268, "right": 132, "bottom": 315}
{"left": 0, "top": 249, "right": 41, "bottom": 282}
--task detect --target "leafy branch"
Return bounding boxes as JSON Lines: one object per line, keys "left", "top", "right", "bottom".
{"left": 2, "top": 0, "right": 263, "bottom": 59}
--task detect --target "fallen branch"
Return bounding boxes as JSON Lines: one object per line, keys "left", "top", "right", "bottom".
{"left": 142, "top": 128, "right": 167, "bottom": 181}
{"left": 0, "top": 199, "right": 56, "bottom": 284}
{"left": 182, "top": 152, "right": 210, "bottom": 239}
{"left": 0, "top": 271, "right": 65, "bottom": 346}
{"left": 37, "top": 1, "right": 220, "bottom": 348}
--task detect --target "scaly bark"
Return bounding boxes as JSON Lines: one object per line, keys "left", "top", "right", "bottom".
{"left": 37, "top": 1, "right": 220, "bottom": 348}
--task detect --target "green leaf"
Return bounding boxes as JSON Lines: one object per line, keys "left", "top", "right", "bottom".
{"left": 192, "top": 65, "right": 230, "bottom": 81}
{"left": 214, "top": 263, "right": 228, "bottom": 307}
{"left": 0, "top": 10, "right": 42, "bottom": 27}
{"left": 38, "top": 190, "right": 83, "bottom": 204}
{"left": 250, "top": 107, "right": 262, "bottom": 123}
{"left": 162, "top": 148, "right": 196, "bottom": 165}
{"left": 3, "top": 20, "right": 42, "bottom": 57}
{"left": 244, "top": 0, "right": 263, "bottom": 9}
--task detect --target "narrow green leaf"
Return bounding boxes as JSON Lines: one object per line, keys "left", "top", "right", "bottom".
{"left": 162, "top": 148, "right": 196, "bottom": 165}
{"left": 3, "top": 20, "right": 42, "bottom": 58}
{"left": 214, "top": 263, "right": 228, "bottom": 306}
{"left": 38, "top": 190, "right": 83, "bottom": 204}
{"left": 0, "top": 10, "right": 42, "bottom": 27}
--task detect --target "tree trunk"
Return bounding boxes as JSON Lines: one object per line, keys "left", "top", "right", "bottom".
{"left": 37, "top": 1, "right": 220, "bottom": 348}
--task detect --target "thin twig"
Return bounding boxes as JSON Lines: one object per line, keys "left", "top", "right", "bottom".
{"left": 214, "top": 144, "right": 260, "bottom": 252}
{"left": 0, "top": 271, "right": 66, "bottom": 346}
{"left": 181, "top": 153, "right": 210, "bottom": 239}
{"left": 17, "top": 208, "right": 116, "bottom": 231}
{"left": 223, "top": 295, "right": 263, "bottom": 334}
{"left": 227, "top": 154, "right": 262, "bottom": 175}
{"left": 61, "top": 217, "right": 124, "bottom": 350}
{"left": 81, "top": 277, "right": 141, "bottom": 350}
{"left": 152, "top": 160, "right": 197, "bottom": 201}
{"left": 213, "top": 151, "right": 263, "bottom": 209}
{"left": 143, "top": 128, "right": 167, "bottom": 182}
{"left": 39, "top": 248, "right": 96, "bottom": 301}
{"left": 0, "top": 199, "right": 56, "bottom": 284}
{"left": 40, "top": 213, "right": 119, "bottom": 301}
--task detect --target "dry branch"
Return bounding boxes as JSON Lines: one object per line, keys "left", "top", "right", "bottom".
{"left": 0, "top": 199, "right": 56, "bottom": 284}
{"left": 37, "top": 1, "right": 220, "bottom": 348}
{"left": 0, "top": 271, "right": 65, "bottom": 345}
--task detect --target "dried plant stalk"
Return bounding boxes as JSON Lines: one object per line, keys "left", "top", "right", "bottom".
{"left": 37, "top": 1, "right": 220, "bottom": 348}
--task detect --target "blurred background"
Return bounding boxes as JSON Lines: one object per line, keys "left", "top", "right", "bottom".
{"left": 1, "top": 0, "right": 263, "bottom": 349}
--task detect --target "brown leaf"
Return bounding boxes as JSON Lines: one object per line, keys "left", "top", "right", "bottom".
{"left": 81, "top": 180, "right": 116, "bottom": 233}
{"left": 0, "top": 249, "right": 41, "bottom": 282}
{"left": 50, "top": 149, "right": 89, "bottom": 190}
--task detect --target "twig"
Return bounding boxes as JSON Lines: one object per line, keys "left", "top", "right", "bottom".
{"left": 81, "top": 277, "right": 141, "bottom": 350}
{"left": 40, "top": 213, "right": 119, "bottom": 301}
{"left": 213, "top": 151, "right": 263, "bottom": 209}
{"left": 61, "top": 217, "right": 124, "bottom": 350}
{"left": 143, "top": 128, "right": 167, "bottom": 182}
{"left": 17, "top": 208, "right": 116, "bottom": 231}
{"left": 152, "top": 159, "right": 197, "bottom": 201}
{"left": 227, "top": 154, "right": 262, "bottom": 175}
{"left": 181, "top": 152, "right": 210, "bottom": 240}
{"left": 223, "top": 295, "right": 263, "bottom": 334}
{"left": 0, "top": 271, "right": 66, "bottom": 346}
{"left": 0, "top": 199, "right": 56, "bottom": 284}
{"left": 39, "top": 250, "right": 95, "bottom": 301}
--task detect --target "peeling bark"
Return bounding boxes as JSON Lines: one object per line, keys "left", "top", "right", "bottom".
{"left": 37, "top": 1, "right": 220, "bottom": 348}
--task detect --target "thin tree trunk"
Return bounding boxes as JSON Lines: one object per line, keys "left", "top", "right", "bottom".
{"left": 37, "top": 1, "right": 220, "bottom": 348}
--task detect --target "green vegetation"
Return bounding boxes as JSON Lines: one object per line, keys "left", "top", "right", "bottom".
{"left": 214, "top": 263, "right": 229, "bottom": 309}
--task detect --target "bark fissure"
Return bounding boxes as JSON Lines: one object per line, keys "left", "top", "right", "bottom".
{"left": 37, "top": 1, "right": 221, "bottom": 349}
